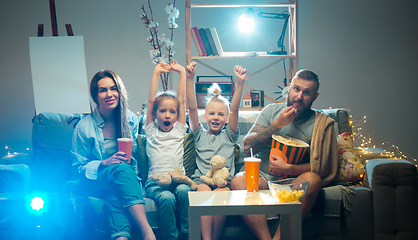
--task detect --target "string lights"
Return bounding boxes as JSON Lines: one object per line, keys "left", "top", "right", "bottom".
{"left": 5, "top": 146, "right": 16, "bottom": 155}
{"left": 3, "top": 145, "right": 30, "bottom": 157}
{"left": 350, "top": 114, "right": 417, "bottom": 167}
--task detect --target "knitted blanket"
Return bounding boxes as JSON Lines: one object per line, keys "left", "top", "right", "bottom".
{"left": 310, "top": 111, "right": 339, "bottom": 187}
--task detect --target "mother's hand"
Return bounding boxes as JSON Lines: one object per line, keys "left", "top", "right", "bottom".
{"left": 100, "top": 152, "right": 128, "bottom": 167}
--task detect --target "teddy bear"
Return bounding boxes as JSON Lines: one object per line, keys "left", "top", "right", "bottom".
{"left": 152, "top": 168, "right": 198, "bottom": 191}
{"left": 200, "top": 155, "right": 229, "bottom": 188}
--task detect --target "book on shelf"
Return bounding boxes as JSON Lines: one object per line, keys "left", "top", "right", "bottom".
{"left": 209, "top": 28, "right": 224, "bottom": 56}
{"left": 192, "top": 27, "right": 206, "bottom": 56}
{"left": 198, "top": 28, "right": 213, "bottom": 56}
{"left": 204, "top": 28, "right": 218, "bottom": 56}
{"left": 191, "top": 29, "right": 202, "bottom": 56}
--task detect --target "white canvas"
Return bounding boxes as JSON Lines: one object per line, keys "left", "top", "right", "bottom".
{"left": 29, "top": 36, "right": 90, "bottom": 114}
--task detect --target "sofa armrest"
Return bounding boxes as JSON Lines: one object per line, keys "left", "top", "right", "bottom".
{"left": 316, "top": 108, "right": 352, "bottom": 135}
{"left": 0, "top": 153, "right": 33, "bottom": 192}
{"left": 364, "top": 158, "right": 418, "bottom": 240}
{"left": 0, "top": 152, "right": 33, "bottom": 167}
{"left": 0, "top": 164, "right": 31, "bottom": 192}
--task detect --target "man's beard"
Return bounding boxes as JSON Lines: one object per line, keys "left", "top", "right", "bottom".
{"left": 286, "top": 97, "right": 313, "bottom": 118}
{"left": 286, "top": 97, "right": 303, "bottom": 108}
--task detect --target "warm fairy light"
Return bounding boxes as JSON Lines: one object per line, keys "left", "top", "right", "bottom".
{"left": 5, "top": 145, "right": 13, "bottom": 155}
{"left": 351, "top": 114, "right": 417, "bottom": 164}
{"left": 4, "top": 145, "right": 31, "bottom": 156}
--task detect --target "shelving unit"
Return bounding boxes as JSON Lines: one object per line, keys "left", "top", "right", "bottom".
{"left": 185, "top": 0, "right": 298, "bottom": 85}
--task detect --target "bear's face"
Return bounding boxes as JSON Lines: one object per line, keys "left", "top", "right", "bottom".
{"left": 210, "top": 155, "right": 226, "bottom": 170}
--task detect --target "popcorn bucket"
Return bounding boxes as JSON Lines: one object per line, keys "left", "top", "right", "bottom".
{"left": 269, "top": 135, "right": 309, "bottom": 176}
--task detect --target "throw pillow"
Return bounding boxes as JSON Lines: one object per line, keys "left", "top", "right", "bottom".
{"left": 337, "top": 132, "right": 365, "bottom": 182}
{"left": 183, "top": 132, "right": 197, "bottom": 177}
{"left": 136, "top": 134, "right": 149, "bottom": 181}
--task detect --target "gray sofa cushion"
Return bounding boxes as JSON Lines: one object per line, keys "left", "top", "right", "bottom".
{"left": 32, "top": 112, "right": 83, "bottom": 191}
{"left": 303, "top": 186, "right": 373, "bottom": 240}
{"left": 364, "top": 159, "right": 418, "bottom": 240}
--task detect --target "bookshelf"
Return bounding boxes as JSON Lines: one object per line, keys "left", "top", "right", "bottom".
{"left": 185, "top": 0, "right": 298, "bottom": 81}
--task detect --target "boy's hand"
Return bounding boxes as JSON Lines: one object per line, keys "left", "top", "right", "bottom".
{"left": 186, "top": 62, "right": 197, "bottom": 79}
{"left": 154, "top": 62, "right": 171, "bottom": 75}
{"left": 170, "top": 59, "right": 185, "bottom": 73}
{"left": 234, "top": 65, "right": 247, "bottom": 83}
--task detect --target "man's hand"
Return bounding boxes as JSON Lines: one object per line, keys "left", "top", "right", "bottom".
{"left": 269, "top": 154, "right": 290, "bottom": 176}
{"left": 100, "top": 152, "right": 128, "bottom": 167}
{"left": 275, "top": 105, "right": 298, "bottom": 129}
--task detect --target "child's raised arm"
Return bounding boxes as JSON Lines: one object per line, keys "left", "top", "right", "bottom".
{"left": 185, "top": 62, "right": 199, "bottom": 132}
{"left": 146, "top": 62, "right": 171, "bottom": 126}
{"left": 170, "top": 60, "right": 186, "bottom": 125}
{"left": 228, "top": 65, "right": 247, "bottom": 133}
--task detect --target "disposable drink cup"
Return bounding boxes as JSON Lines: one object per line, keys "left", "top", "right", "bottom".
{"left": 245, "top": 157, "right": 261, "bottom": 192}
{"left": 117, "top": 138, "right": 133, "bottom": 164}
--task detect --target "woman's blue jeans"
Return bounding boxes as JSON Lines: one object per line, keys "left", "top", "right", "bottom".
{"left": 78, "top": 163, "right": 145, "bottom": 240}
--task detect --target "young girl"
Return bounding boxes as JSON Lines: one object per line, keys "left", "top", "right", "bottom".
{"left": 71, "top": 70, "right": 155, "bottom": 240}
{"left": 186, "top": 62, "right": 247, "bottom": 240}
{"left": 144, "top": 60, "right": 190, "bottom": 240}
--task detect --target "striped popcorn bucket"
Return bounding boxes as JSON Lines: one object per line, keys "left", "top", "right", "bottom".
{"left": 269, "top": 135, "right": 309, "bottom": 177}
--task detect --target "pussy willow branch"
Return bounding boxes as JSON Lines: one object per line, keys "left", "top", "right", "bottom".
{"left": 167, "top": 0, "right": 176, "bottom": 62}
{"left": 148, "top": 0, "right": 153, "bottom": 21}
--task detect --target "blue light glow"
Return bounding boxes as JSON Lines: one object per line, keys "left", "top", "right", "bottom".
{"left": 238, "top": 14, "right": 255, "bottom": 32}
{"left": 30, "top": 196, "right": 44, "bottom": 211}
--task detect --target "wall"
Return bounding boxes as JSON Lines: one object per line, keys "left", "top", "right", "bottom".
{"left": 0, "top": 0, "right": 417, "bottom": 160}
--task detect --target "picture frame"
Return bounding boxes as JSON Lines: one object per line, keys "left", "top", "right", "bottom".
{"left": 250, "top": 90, "right": 264, "bottom": 107}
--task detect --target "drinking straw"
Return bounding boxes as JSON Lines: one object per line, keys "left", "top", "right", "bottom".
{"left": 250, "top": 148, "right": 253, "bottom": 157}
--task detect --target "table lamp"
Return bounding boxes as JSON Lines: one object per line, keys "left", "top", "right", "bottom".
{"left": 239, "top": 8, "right": 290, "bottom": 55}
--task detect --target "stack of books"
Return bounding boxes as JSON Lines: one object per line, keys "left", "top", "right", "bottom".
{"left": 191, "top": 27, "right": 223, "bottom": 57}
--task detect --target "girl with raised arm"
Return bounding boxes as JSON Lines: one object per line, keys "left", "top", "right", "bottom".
{"left": 144, "top": 60, "right": 190, "bottom": 240}
{"left": 186, "top": 62, "right": 247, "bottom": 240}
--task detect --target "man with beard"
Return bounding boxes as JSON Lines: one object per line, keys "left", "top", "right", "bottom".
{"left": 230, "top": 69, "right": 339, "bottom": 240}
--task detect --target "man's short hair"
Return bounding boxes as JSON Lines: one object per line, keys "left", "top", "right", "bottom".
{"left": 294, "top": 69, "right": 320, "bottom": 90}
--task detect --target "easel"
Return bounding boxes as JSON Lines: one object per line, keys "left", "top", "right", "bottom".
{"left": 30, "top": 0, "right": 91, "bottom": 115}
{"left": 37, "top": 0, "right": 74, "bottom": 37}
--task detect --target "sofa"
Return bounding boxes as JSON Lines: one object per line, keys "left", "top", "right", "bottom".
{"left": 0, "top": 108, "right": 416, "bottom": 240}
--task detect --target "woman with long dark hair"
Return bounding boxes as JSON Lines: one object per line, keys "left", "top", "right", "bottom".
{"left": 71, "top": 70, "right": 155, "bottom": 240}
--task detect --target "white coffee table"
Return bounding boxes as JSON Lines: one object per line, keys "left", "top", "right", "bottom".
{"left": 188, "top": 190, "right": 302, "bottom": 240}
